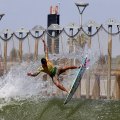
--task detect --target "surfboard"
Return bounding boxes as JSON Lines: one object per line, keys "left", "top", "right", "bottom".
{"left": 64, "top": 57, "right": 87, "bottom": 105}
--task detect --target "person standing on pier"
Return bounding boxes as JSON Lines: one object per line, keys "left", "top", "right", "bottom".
{"left": 27, "top": 39, "right": 82, "bottom": 93}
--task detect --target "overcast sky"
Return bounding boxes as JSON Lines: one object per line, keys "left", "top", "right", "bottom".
{"left": 0, "top": 0, "right": 120, "bottom": 58}
{"left": 0, "top": 0, "right": 120, "bottom": 31}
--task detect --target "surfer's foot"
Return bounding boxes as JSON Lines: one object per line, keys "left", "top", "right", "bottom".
{"left": 65, "top": 89, "right": 69, "bottom": 93}
{"left": 85, "top": 59, "right": 90, "bottom": 66}
{"left": 82, "top": 58, "right": 90, "bottom": 67}
{"left": 87, "top": 59, "right": 90, "bottom": 63}
{"left": 77, "top": 66, "right": 81, "bottom": 69}
{"left": 63, "top": 90, "right": 69, "bottom": 95}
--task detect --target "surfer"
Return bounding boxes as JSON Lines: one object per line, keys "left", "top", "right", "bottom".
{"left": 27, "top": 39, "right": 82, "bottom": 93}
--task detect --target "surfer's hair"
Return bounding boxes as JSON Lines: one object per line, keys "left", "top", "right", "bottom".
{"left": 41, "top": 58, "right": 47, "bottom": 64}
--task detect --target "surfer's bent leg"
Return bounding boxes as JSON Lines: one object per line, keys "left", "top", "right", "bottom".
{"left": 58, "top": 66, "right": 81, "bottom": 75}
{"left": 52, "top": 76, "right": 68, "bottom": 93}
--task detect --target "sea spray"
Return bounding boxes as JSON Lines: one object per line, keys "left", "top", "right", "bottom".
{"left": 0, "top": 61, "right": 55, "bottom": 99}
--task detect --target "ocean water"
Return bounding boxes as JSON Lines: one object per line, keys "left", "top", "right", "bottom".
{"left": 0, "top": 98, "right": 120, "bottom": 120}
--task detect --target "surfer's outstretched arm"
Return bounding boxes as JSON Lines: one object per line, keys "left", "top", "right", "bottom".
{"left": 27, "top": 67, "right": 42, "bottom": 77}
{"left": 27, "top": 71, "right": 41, "bottom": 77}
{"left": 42, "top": 39, "right": 49, "bottom": 60}
{"left": 52, "top": 76, "right": 68, "bottom": 93}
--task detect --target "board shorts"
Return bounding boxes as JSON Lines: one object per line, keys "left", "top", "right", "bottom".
{"left": 50, "top": 67, "right": 58, "bottom": 78}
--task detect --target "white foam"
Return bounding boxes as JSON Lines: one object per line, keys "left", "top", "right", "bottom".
{"left": 0, "top": 62, "right": 52, "bottom": 99}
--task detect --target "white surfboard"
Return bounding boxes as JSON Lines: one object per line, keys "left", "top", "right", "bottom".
{"left": 64, "top": 57, "right": 87, "bottom": 105}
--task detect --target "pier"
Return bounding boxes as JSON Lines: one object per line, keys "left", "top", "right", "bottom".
{"left": 0, "top": 1, "right": 120, "bottom": 101}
